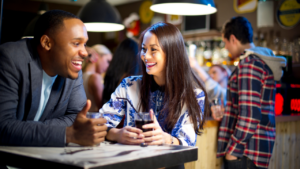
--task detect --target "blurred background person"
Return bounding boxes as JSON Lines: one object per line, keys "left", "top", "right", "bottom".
{"left": 102, "top": 38, "right": 141, "bottom": 107}
{"left": 189, "top": 57, "right": 230, "bottom": 104}
{"left": 82, "top": 45, "right": 112, "bottom": 112}
{"left": 92, "top": 44, "right": 113, "bottom": 78}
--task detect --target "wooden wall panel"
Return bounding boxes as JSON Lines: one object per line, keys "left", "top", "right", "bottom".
{"left": 268, "top": 120, "right": 300, "bottom": 169}
{"left": 185, "top": 121, "right": 223, "bottom": 169}
{"left": 186, "top": 120, "right": 300, "bottom": 169}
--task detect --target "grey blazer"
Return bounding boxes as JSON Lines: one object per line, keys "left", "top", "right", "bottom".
{"left": 0, "top": 39, "right": 87, "bottom": 146}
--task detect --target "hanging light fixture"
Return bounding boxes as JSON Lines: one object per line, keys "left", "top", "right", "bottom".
{"left": 150, "top": 0, "right": 217, "bottom": 16}
{"left": 77, "top": 0, "right": 125, "bottom": 32}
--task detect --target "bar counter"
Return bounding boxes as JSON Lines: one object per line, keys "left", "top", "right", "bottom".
{"left": 184, "top": 115, "right": 300, "bottom": 169}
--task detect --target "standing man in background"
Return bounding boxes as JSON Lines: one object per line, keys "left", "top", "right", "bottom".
{"left": 216, "top": 16, "right": 286, "bottom": 169}
{"left": 0, "top": 10, "right": 107, "bottom": 147}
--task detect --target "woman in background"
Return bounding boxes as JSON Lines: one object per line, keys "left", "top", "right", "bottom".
{"left": 82, "top": 45, "right": 112, "bottom": 112}
{"left": 100, "top": 22, "right": 209, "bottom": 151}
{"left": 189, "top": 58, "right": 231, "bottom": 103}
{"left": 101, "top": 38, "right": 140, "bottom": 107}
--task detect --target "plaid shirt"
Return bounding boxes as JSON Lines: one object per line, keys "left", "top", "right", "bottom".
{"left": 217, "top": 53, "right": 276, "bottom": 169}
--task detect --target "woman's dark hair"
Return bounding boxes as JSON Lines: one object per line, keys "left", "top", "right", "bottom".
{"left": 222, "top": 16, "right": 253, "bottom": 44}
{"left": 102, "top": 38, "right": 140, "bottom": 106}
{"left": 34, "top": 9, "right": 79, "bottom": 45}
{"left": 138, "top": 22, "right": 209, "bottom": 135}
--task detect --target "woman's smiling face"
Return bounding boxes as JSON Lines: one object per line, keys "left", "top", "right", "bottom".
{"left": 141, "top": 31, "right": 166, "bottom": 80}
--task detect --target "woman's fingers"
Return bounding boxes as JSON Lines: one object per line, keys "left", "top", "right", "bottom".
{"left": 124, "top": 137, "right": 144, "bottom": 145}
{"left": 124, "top": 127, "right": 144, "bottom": 138}
{"left": 149, "top": 109, "right": 159, "bottom": 124}
{"left": 125, "top": 126, "right": 143, "bottom": 135}
{"left": 142, "top": 123, "right": 157, "bottom": 130}
{"left": 142, "top": 128, "right": 163, "bottom": 137}
{"left": 146, "top": 139, "right": 164, "bottom": 145}
{"left": 118, "top": 126, "right": 145, "bottom": 145}
{"left": 143, "top": 134, "right": 163, "bottom": 142}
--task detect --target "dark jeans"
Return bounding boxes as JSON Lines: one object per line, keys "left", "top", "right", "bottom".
{"left": 224, "top": 156, "right": 258, "bottom": 169}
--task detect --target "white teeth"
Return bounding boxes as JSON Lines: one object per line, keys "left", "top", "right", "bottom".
{"left": 72, "top": 61, "right": 82, "bottom": 65}
{"left": 147, "top": 63, "right": 156, "bottom": 66}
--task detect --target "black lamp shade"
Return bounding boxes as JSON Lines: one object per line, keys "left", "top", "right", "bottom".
{"left": 78, "top": 0, "right": 124, "bottom": 32}
{"left": 151, "top": 0, "right": 217, "bottom": 15}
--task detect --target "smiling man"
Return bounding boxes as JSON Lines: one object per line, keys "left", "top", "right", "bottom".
{"left": 0, "top": 10, "right": 107, "bottom": 147}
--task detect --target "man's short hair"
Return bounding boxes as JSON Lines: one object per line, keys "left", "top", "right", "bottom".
{"left": 222, "top": 16, "right": 253, "bottom": 44}
{"left": 34, "top": 9, "right": 79, "bottom": 45}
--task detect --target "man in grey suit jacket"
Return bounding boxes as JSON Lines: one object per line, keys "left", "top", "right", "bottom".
{"left": 0, "top": 10, "right": 107, "bottom": 147}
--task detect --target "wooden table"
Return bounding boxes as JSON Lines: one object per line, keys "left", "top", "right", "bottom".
{"left": 0, "top": 144, "right": 197, "bottom": 169}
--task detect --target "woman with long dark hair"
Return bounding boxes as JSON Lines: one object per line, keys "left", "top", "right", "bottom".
{"left": 101, "top": 38, "right": 140, "bottom": 107}
{"left": 100, "top": 22, "right": 209, "bottom": 147}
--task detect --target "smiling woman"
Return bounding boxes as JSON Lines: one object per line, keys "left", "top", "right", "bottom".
{"left": 99, "top": 22, "right": 210, "bottom": 157}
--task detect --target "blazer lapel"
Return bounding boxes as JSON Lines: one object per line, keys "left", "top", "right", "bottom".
{"left": 26, "top": 61, "right": 43, "bottom": 121}
{"left": 39, "top": 76, "right": 65, "bottom": 121}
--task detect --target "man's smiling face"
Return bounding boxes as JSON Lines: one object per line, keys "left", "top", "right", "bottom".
{"left": 49, "top": 18, "right": 89, "bottom": 79}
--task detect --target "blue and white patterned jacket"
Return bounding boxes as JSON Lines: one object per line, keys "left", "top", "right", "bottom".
{"left": 99, "top": 76, "right": 205, "bottom": 146}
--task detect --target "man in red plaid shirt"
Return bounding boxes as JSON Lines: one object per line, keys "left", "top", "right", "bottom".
{"left": 213, "top": 17, "right": 286, "bottom": 169}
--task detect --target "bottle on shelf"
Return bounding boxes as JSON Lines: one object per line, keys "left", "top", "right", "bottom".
{"left": 195, "top": 41, "right": 204, "bottom": 66}
{"left": 219, "top": 41, "right": 229, "bottom": 65}
{"left": 293, "top": 38, "right": 300, "bottom": 64}
{"left": 212, "top": 40, "right": 221, "bottom": 65}
{"left": 253, "top": 32, "right": 259, "bottom": 46}
{"left": 259, "top": 32, "right": 267, "bottom": 48}
{"left": 271, "top": 33, "right": 279, "bottom": 55}
{"left": 279, "top": 38, "right": 292, "bottom": 76}
{"left": 203, "top": 41, "right": 212, "bottom": 67}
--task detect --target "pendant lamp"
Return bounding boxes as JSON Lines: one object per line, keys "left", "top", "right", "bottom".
{"left": 77, "top": 0, "right": 125, "bottom": 32}
{"left": 150, "top": 0, "right": 217, "bottom": 15}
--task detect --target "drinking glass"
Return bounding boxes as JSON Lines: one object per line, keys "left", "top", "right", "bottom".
{"left": 86, "top": 112, "right": 103, "bottom": 146}
{"left": 86, "top": 112, "right": 103, "bottom": 119}
{"left": 134, "top": 112, "right": 153, "bottom": 147}
{"left": 211, "top": 99, "right": 224, "bottom": 118}
{"left": 134, "top": 112, "right": 153, "bottom": 132}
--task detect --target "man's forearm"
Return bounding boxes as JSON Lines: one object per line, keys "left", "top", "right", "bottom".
{"left": 193, "top": 66, "right": 209, "bottom": 82}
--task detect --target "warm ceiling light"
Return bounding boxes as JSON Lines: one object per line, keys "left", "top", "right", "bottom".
{"left": 84, "top": 23, "right": 125, "bottom": 32}
{"left": 77, "top": 0, "right": 125, "bottom": 32}
{"left": 150, "top": 0, "right": 217, "bottom": 15}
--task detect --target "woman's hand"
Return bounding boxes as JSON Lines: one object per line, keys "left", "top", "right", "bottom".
{"left": 115, "top": 126, "right": 144, "bottom": 145}
{"left": 142, "top": 109, "right": 166, "bottom": 145}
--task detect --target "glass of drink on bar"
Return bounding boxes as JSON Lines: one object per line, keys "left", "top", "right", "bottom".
{"left": 134, "top": 112, "right": 153, "bottom": 146}
{"left": 211, "top": 99, "right": 224, "bottom": 119}
{"left": 86, "top": 112, "right": 103, "bottom": 146}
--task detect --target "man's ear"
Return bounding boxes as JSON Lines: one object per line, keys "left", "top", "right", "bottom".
{"left": 40, "top": 35, "right": 51, "bottom": 51}
{"left": 229, "top": 34, "right": 237, "bottom": 44}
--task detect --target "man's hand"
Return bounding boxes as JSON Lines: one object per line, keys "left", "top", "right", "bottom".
{"left": 211, "top": 106, "right": 224, "bottom": 121}
{"left": 66, "top": 100, "right": 107, "bottom": 146}
{"left": 225, "top": 153, "right": 238, "bottom": 160}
